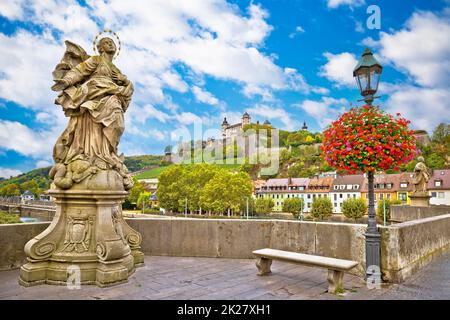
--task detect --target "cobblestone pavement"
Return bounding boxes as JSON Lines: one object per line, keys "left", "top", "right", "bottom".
{"left": 0, "top": 253, "right": 448, "bottom": 300}
{"left": 373, "top": 251, "right": 450, "bottom": 300}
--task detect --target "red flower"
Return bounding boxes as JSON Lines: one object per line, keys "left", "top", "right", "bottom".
{"left": 322, "top": 105, "right": 416, "bottom": 174}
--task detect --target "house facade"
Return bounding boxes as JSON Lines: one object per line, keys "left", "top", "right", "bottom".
{"left": 254, "top": 169, "right": 450, "bottom": 214}
{"left": 361, "top": 173, "right": 399, "bottom": 206}
{"left": 428, "top": 169, "right": 450, "bottom": 205}
{"left": 256, "top": 177, "right": 309, "bottom": 211}
{"left": 330, "top": 175, "right": 365, "bottom": 213}
{"left": 304, "top": 177, "right": 333, "bottom": 212}
{"left": 21, "top": 190, "right": 34, "bottom": 203}
{"left": 396, "top": 172, "right": 414, "bottom": 204}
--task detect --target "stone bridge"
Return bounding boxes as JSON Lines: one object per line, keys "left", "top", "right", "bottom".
{"left": 0, "top": 200, "right": 56, "bottom": 221}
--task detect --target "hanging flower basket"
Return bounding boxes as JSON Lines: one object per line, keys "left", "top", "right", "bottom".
{"left": 322, "top": 105, "right": 416, "bottom": 174}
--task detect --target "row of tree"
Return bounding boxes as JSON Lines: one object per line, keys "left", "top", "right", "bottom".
{"left": 253, "top": 196, "right": 402, "bottom": 222}
{"left": 0, "top": 179, "right": 43, "bottom": 197}
{"left": 402, "top": 123, "right": 449, "bottom": 171}
{"left": 155, "top": 164, "right": 253, "bottom": 215}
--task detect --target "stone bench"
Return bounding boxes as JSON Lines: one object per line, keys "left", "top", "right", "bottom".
{"left": 252, "top": 248, "right": 359, "bottom": 293}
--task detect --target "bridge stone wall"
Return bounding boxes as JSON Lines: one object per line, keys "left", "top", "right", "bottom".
{"left": 380, "top": 213, "right": 450, "bottom": 282}
{"left": 390, "top": 205, "right": 450, "bottom": 223}
{"left": 2, "top": 215, "right": 450, "bottom": 283}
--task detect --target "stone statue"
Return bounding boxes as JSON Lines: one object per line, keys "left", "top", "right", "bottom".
{"left": 412, "top": 156, "right": 430, "bottom": 195}
{"left": 50, "top": 36, "right": 133, "bottom": 191}
{"left": 20, "top": 31, "right": 144, "bottom": 288}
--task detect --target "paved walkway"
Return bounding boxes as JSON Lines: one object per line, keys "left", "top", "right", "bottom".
{"left": 0, "top": 253, "right": 449, "bottom": 300}
{"left": 375, "top": 252, "right": 450, "bottom": 300}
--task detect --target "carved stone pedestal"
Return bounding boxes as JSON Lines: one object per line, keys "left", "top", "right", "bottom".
{"left": 19, "top": 189, "right": 144, "bottom": 287}
{"left": 409, "top": 192, "right": 431, "bottom": 207}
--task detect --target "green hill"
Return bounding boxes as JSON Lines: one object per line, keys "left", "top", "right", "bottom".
{"left": 0, "top": 167, "right": 51, "bottom": 191}
{"left": 134, "top": 163, "right": 242, "bottom": 180}
{"left": 123, "top": 154, "right": 164, "bottom": 172}
{"left": 0, "top": 154, "right": 165, "bottom": 196}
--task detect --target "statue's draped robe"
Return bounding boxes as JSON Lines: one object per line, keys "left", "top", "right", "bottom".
{"left": 56, "top": 55, "right": 133, "bottom": 172}
{"left": 413, "top": 162, "right": 430, "bottom": 192}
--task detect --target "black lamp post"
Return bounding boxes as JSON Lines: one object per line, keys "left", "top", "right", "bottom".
{"left": 353, "top": 48, "right": 383, "bottom": 283}
{"left": 353, "top": 48, "right": 382, "bottom": 105}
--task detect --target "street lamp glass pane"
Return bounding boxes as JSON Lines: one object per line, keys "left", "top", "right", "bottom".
{"left": 358, "top": 71, "right": 370, "bottom": 93}
{"left": 370, "top": 70, "right": 380, "bottom": 92}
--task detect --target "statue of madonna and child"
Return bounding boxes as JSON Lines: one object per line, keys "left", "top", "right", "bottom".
{"left": 50, "top": 31, "right": 133, "bottom": 191}
{"left": 19, "top": 31, "right": 144, "bottom": 287}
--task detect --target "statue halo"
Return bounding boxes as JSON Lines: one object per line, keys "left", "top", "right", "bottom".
{"left": 93, "top": 28, "right": 121, "bottom": 59}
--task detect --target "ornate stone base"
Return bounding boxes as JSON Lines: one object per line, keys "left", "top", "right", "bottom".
{"left": 409, "top": 193, "right": 431, "bottom": 207}
{"left": 19, "top": 190, "right": 144, "bottom": 287}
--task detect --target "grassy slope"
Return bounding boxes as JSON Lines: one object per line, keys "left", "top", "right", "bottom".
{"left": 0, "top": 155, "right": 164, "bottom": 189}
{"left": 134, "top": 163, "right": 242, "bottom": 179}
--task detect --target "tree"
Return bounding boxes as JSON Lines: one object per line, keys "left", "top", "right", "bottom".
{"left": 0, "top": 211, "right": 22, "bottom": 224}
{"left": 0, "top": 183, "right": 21, "bottom": 196}
{"left": 376, "top": 199, "right": 402, "bottom": 222}
{"left": 310, "top": 197, "right": 333, "bottom": 220}
{"left": 127, "top": 178, "right": 145, "bottom": 205}
{"left": 426, "top": 153, "right": 446, "bottom": 169}
{"left": 199, "top": 170, "right": 252, "bottom": 215}
{"left": 239, "top": 197, "right": 255, "bottom": 217}
{"left": 180, "top": 164, "right": 218, "bottom": 213}
{"left": 157, "top": 164, "right": 253, "bottom": 215}
{"left": 20, "top": 179, "right": 41, "bottom": 197}
{"left": 254, "top": 198, "right": 274, "bottom": 215}
{"left": 432, "top": 123, "right": 449, "bottom": 144}
{"left": 156, "top": 165, "right": 186, "bottom": 212}
{"left": 287, "top": 162, "right": 304, "bottom": 178}
{"left": 137, "top": 192, "right": 152, "bottom": 210}
{"left": 342, "top": 198, "right": 367, "bottom": 222}
{"left": 305, "top": 135, "right": 315, "bottom": 144}
{"left": 283, "top": 197, "right": 304, "bottom": 219}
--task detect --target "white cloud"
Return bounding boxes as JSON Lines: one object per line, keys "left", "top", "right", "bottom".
{"left": 175, "top": 112, "right": 203, "bottom": 125}
{"left": 0, "top": 0, "right": 24, "bottom": 20}
{"left": 127, "top": 104, "right": 171, "bottom": 125}
{"left": 359, "top": 9, "right": 450, "bottom": 131}
{"left": 289, "top": 25, "right": 305, "bottom": 38}
{"left": 242, "top": 84, "right": 274, "bottom": 101}
{"left": 0, "top": 120, "right": 54, "bottom": 158}
{"left": 367, "top": 11, "right": 450, "bottom": 88}
{"left": 36, "top": 160, "right": 52, "bottom": 168}
{"left": 384, "top": 86, "right": 450, "bottom": 131}
{"left": 295, "top": 97, "right": 348, "bottom": 128}
{"left": 192, "top": 86, "right": 219, "bottom": 106}
{"left": 0, "top": 167, "right": 22, "bottom": 179}
{"left": 355, "top": 21, "right": 364, "bottom": 33}
{"left": 284, "top": 67, "right": 329, "bottom": 94}
{"left": 319, "top": 52, "right": 358, "bottom": 87}
{"left": 160, "top": 71, "right": 189, "bottom": 93}
{"left": 327, "top": 0, "right": 365, "bottom": 9}
{"left": 86, "top": 0, "right": 293, "bottom": 92}
{"left": 218, "top": 111, "right": 243, "bottom": 127}
{"left": 127, "top": 126, "right": 166, "bottom": 141}
{"left": 245, "top": 104, "right": 297, "bottom": 131}
{"left": 0, "top": 0, "right": 321, "bottom": 152}
{"left": 0, "top": 30, "right": 62, "bottom": 111}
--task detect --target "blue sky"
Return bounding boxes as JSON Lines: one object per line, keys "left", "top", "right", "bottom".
{"left": 0, "top": 0, "right": 449, "bottom": 177}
